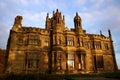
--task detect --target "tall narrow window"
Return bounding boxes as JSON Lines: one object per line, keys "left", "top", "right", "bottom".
{"left": 67, "top": 37, "right": 74, "bottom": 46}
{"left": 57, "top": 53, "right": 62, "bottom": 70}
{"left": 26, "top": 52, "right": 39, "bottom": 69}
{"left": 91, "top": 41, "right": 94, "bottom": 49}
{"left": 68, "top": 54, "right": 74, "bottom": 70}
{"left": 28, "top": 59, "right": 39, "bottom": 68}
{"left": 77, "top": 38, "right": 80, "bottom": 47}
{"left": 94, "top": 41, "right": 101, "bottom": 49}
{"left": 94, "top": 55, "right": 104, "bottom": 69}
{"left": 18, "top": 36, "right": 24, "bottom": 45}
{"left": 77, "top": 53, "right": 86, "bottom": 70}
{"left": 84, "top": 42, "right": 89, "bottom": 49}
{"left": 57, "top": 36, "right": 61, "bottom": 45}
{"left": 78, "top": 54, "right": 81, "bottom": 70}
{"left": 45, "top": 40, "right": 49, "bottom": 46}
{"left": 29, "top": 35, "right": 39, "bottom": 45}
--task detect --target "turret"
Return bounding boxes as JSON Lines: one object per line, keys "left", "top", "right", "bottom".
{"left": 108, "top": 29, "right": 118, "bottom": 71}
{"left": 45, "top": 9, "right": 65, "bottom": 32}
{"left": 108, "top": 29, "right": 113, "bottom": 41}
{"left": 12, "top": 16, "right": 23, "bottom": 31}
{"left": 74, "top": 12, "right": 83, "bottom": 34}
{"left": 63, "top": 15, "right": 65, "bottom": 25}
{"left": 53, "top": 9, "right": 63, "bottom": 24}
{"left": 108, "top": 29, "right": 111, "bottom": 37}
{"left": 74, "top": 12, "right": 82, "bottom": 28}
{"left": 46, "top": 13, "right": 51, "bottom": 29}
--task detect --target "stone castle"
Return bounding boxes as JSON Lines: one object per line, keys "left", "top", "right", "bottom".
{"left": 5, "top": 9, "right": 118, "bottom": 74}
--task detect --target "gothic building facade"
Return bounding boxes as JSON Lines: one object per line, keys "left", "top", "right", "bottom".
{"left": 5, "top": 9, "right": 118, "bottom": 74}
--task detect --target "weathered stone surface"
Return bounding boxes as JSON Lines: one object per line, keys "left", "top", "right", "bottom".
{"left": 5, "top": 9, "right": 118, "bottom": 74}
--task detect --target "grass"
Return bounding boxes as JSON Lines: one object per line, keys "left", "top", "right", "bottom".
{"left": 0, "top": 72, "right": 120, "bottom": 80}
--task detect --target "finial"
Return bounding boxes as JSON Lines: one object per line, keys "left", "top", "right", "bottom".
{"left": 46, "top": 13, "right": 49, "bottom": 20}
{"left": 108, "top": 29, "right": 111, "bottom": 37}
{"left": 53, "top": 11, "right": 55, "bottom": 14}
{"left": 100, "top": 30, "right": 102, "bottom": 35}
{"left": 47, "top": 13, "right": 49, "bottom": 17}
{"left": 56, "top": 9, "right": 59, "bottom": 12}
{"left": 76, "top": 12, "right": 78, "bottom": 16}
{"left": 63, "top": 15, "right": 65, "bottom": 20}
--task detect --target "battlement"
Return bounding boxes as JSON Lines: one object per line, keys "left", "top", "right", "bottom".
{"left": 19, "top": 26, "right": 50, "bottom": 34}
{"left": 87, "top": 34, "right": 110, "bottom": 40}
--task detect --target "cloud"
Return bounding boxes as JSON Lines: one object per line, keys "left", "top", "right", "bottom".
{"left": 10, "top": 0, "right": 47, "bottom": 7}
{"left": 76, "top": 0, "right": 87, "bottom": 5}
{"left": 19, "top": 11, "right": 47, "bottom": 27}
{"left": 64, "top": 14, "right": 74, "bottom": 28}
{"left": 90, "top": 0, "right": 112, "bottom": 8}
{"left": 116, "top": 54, "right": 120, "bottom": 69}
{"left": 76, "top": 5, "right": 120, "bottom": 34}
{"left": 0, "top": 1, "right": 6, "bottom": 9}
{"left": 11, "top": 0, "right": 28, "bottom": 5}
{"left": 0, "top": 20, "right": 10, "bottom": 49}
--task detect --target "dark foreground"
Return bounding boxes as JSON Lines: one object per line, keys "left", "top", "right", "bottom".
{"left": 0, "top": 72, "right": 120, "bottom": 80}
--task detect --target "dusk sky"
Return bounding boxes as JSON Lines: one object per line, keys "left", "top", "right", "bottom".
{"left": 0, "top": 0, "right": 120, "bottom": 69}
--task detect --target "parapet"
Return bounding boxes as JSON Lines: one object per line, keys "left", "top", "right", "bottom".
{"left": 17, "top": 26, "right": 50, "bottom": 34}
{"left": 87, "top": 33, "right": 110, "bottom": 40}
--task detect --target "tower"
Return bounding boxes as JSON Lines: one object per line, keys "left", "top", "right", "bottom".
{"left": 108, "top": 29, "right": 118, "bottom": 71}
{"left": 12, "top": 16, "right": 23, "bottom": 31}
{"left": 45, "top": 9, "right": 65, "bottom": 33}
{"left": 45, "top": 13, "right": 51, "bottom": 29}
{"left": 74, "top": 12, "right": 83, "bottom": 34}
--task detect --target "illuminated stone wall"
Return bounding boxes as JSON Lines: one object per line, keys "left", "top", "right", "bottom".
{"left": 5, "top": 9, "right": 118, "bottom": 74}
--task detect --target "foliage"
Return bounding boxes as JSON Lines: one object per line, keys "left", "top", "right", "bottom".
{"left": 0, "top": 72, "right": 120, "bottom": 80}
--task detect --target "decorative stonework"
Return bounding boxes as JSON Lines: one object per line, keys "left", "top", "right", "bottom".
{"left": 5, "top": 9, "right": 118, "bottom": 74}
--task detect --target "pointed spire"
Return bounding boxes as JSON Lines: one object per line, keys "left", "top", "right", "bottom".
{"left": 47, "top": 13, "right": 49, "bottom": 16}
{"left": 46, "top": 13, "right": 49, "bottom": 20}
{"left": 100, "top": 30, "right": 102, "bottom": 35}
{"left": 74, "top": 12, "right": 81, "bottom": 20}
{"left": 56, "top": 9, "right": 59, "bottom": 12}
{"left": 53, "top": 11, "right": 55, "bottom": 15}
{"left": 108, "top": 29, "right": 111, "bottom": 37}
{"left": 76, "top": 12, "right": 78, "bottom": 16}
{"left": 63, "top": 15, "right": 65, "bottom": 20}
{"left": 47, "top": 13, "right": 49, "bottom": 17}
